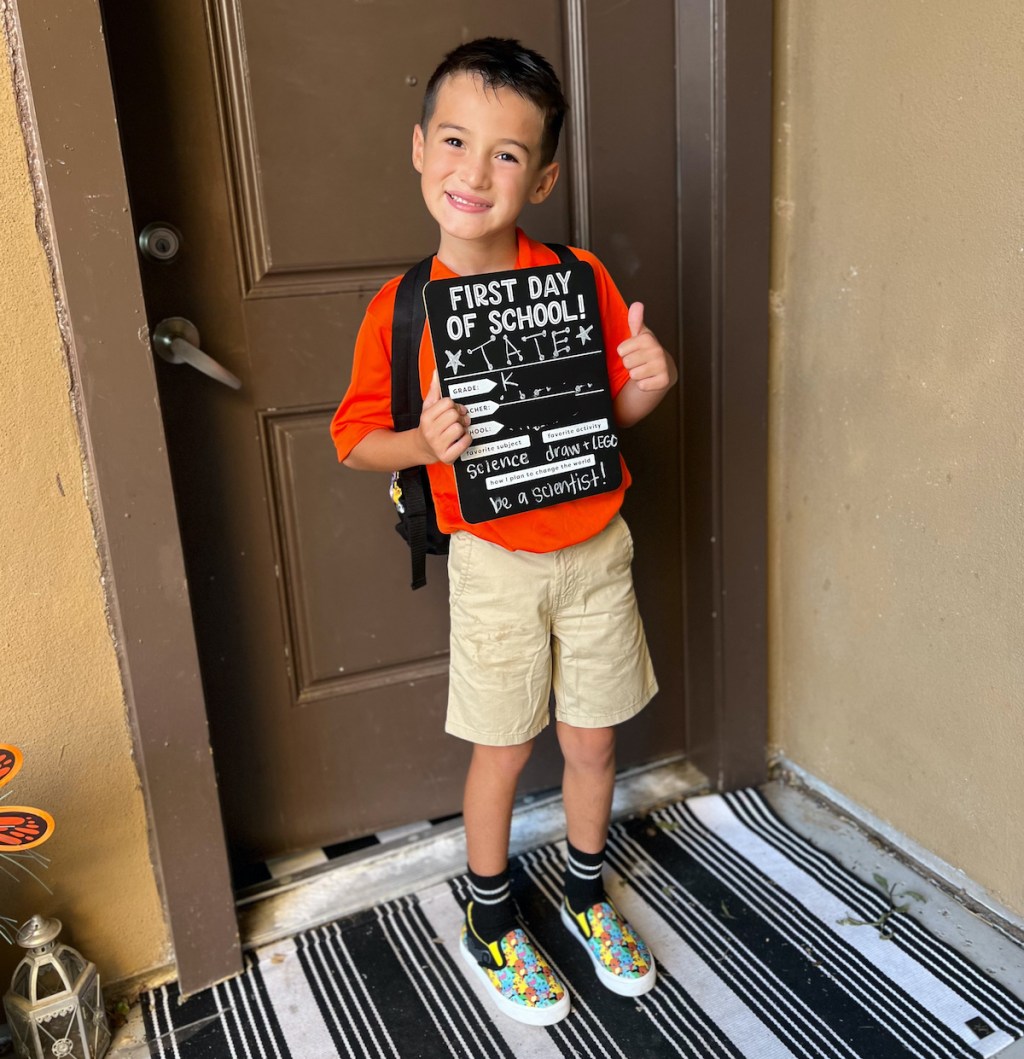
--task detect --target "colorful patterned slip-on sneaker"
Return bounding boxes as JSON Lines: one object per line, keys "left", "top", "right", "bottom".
{"left": 460, "top": 916, "right": 571, "bottom": 1026}
{"left": 561, "top": 898, "right": 657, "bottom": 997}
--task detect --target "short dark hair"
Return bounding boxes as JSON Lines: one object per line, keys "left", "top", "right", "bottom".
{"left": 421, "top": 38, "right": 567, "bottom": 166}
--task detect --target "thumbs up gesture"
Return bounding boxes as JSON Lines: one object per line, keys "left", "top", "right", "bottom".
{"left": 628, "top": 301, "right": 647, "bottom": 341}
{"left": 617, "top": 302, "right": 676, "bottom": 393}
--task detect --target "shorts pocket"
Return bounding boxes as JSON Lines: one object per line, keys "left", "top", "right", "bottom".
{"left": 620, "top": 516, "right": 635, "bottom": 563}
{"left": 448, "top": 531, "right": 475, "bottom": 604}
{"left": 607, "top": 514, "right": 634, "bottom": 564}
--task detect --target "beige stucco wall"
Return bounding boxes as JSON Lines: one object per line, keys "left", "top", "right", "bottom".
{"left": 0, "top": 41, "right": 171, "bottom": 987}
{"left": 770, "top": 1, "right": 1024, "bottom": 916}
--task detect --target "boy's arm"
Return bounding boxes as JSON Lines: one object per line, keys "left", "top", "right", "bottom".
{"left": 343, "top": 372, "right": 472, "bottom": 471}
{"left": 613, "top": 302, "right": 679, "bottom": 428}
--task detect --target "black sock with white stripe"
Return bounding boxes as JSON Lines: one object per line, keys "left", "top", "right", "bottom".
{"left": 564, "top": 841, "right": 606, "bottom": 913}
{"left": 466, "top": 868, "right": 516, "bottom": 941}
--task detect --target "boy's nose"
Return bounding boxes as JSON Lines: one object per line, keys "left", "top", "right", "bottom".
{"left": 460, "top": 154, "right": 490, "bottom": 189}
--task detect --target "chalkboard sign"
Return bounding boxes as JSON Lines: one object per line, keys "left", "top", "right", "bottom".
{"left": 424, "top": 261, "right": 622, "bottom": 524}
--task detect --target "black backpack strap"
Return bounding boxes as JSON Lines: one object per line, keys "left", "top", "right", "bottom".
{"left": 391, "top": 255, "right": 434, "bottom": 430}
{"left": 391, "top": 255, "right": 435, "bottom": 589}
{"left": 396, "top": 468, "right": 430, "bottom": 587}
{"left": 544, "top": 242, "right": 577, "bottom": 264}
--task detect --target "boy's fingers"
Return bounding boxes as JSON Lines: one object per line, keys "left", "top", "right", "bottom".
{"left": 627, "top": 301, "right": 646, "bottom": 338}
{"left": 436, "top": 421, "right": 472, "bottom": 464}
{"left": 424, "top": 369, "right": 441, "bottom": 406}
{"left": 451, "top": 430, "right": 473, "bottom": 460}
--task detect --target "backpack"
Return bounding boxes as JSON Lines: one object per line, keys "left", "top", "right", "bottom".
{"left": 389, "top": 242, "right": 578, "bottom": 589}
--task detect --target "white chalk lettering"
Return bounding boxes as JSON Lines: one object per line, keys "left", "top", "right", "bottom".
{"left": 487, "top": 298, "right": 580, "bottom": 334}
{"left": 446, "top": 312, "right": 477, "bottom": 340}
{"left": 449, "top": 277, "right": 518, "bottom": 311}
{"left": 527, "top": 270, "right": 571, "bottom": 299}
{"left": 465, "top": 451, "right": 529, "bottom": 480}
{"left": 544, "top": 441, "right": 581, "bottom": 461}
{"left": 530, "top": 468, "right": 603, "bottom": 504}
{"left": 591, "top": 433, "right": 618, "bottom": 450}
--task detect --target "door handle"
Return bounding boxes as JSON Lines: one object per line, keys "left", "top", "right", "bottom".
{"left": 151, "top": 317, "right": 242, "bottom": 390}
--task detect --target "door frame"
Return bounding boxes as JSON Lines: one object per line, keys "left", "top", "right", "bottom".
{"left": 13, "top": 0, "right": 771, "bottom": 994}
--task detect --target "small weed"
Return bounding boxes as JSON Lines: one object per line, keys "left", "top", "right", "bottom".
{"left": 837, "top": 873, "right": 927, "bottom": 940}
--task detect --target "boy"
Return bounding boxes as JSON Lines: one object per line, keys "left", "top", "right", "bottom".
{"left": 331, "top": 38, "right": 677, "bottom": 1026}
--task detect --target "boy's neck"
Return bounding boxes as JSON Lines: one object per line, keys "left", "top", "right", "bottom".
{"left": 435, "top": 228, "right": 520, "bottom": 277}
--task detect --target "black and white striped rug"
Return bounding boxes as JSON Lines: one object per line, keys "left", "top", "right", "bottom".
{"left": 141, "top": 790, "right": 1024, "bottom": 1058}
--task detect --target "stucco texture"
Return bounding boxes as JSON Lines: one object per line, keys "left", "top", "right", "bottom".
{"left": 771, "top": 1, "right": 1024, "bottom": 914}
{"left": 0, "top": 44, "right": 170, "bottom": 986}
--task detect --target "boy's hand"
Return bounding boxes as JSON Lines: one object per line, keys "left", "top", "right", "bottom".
{"left": 612, "top": 302, "right": 678, "bottom": 428}
{"left": 419, "top": 371, "right": 472, "bottom": 464}
{"left": 617, "top": 303, "right": 675, "bottom": 392}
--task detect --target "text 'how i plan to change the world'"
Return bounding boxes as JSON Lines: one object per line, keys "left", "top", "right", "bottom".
{"left": 424, "top": 261, "right": 622, "bottom": 524}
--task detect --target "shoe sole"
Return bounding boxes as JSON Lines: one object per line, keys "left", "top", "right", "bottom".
{"left": 560, "top": 904, "right": 658, "bottom": 997}
{"left": 459, "top": 934, "right": 571, "bottom": 1026}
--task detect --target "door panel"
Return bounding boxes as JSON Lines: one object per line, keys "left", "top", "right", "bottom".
{"left": 210, "top": 0, "right": 570, "bottom": 294}
{"left": 102, "top": 0, "right": 685, "bottom": 874}
{"left": 260, "top": 407, "right": 450, "bottom": 701}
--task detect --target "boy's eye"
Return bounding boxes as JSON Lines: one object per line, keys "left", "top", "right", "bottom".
{"left": 497, "top": 152, "right": 521, "bottom": 164}
{"left": 444, "top": 137, "right": 464, "bottom": 149}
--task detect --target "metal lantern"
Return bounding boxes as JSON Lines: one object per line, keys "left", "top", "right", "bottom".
{"left": 2, "top": 915, "right": 110, "bottom": 1059}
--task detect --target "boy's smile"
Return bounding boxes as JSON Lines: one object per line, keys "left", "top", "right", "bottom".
{"left": 412, "top": 73, "right": 559, "bottom": 273}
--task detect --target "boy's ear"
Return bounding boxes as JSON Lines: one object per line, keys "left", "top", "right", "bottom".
{"left": 412, "top": 124, "right": 425, "bottom": 173}
{"left": 529, "top": 161, "right": 560, "bottom": 205}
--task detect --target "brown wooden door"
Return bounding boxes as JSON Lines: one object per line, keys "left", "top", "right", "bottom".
{"left": 101, "top": 0, "right": 685, "bottom": 876}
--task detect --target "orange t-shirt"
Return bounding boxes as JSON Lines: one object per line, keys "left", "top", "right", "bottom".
{"left": 330, "top": 229, "right": 633, "bottom": 553}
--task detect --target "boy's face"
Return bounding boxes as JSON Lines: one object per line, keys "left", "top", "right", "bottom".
{"left": 412, "top": 73, "right": 559, "bottom": 259}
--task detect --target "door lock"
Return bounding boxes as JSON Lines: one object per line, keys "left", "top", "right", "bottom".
{"left": 138, "top": 222, "right": 182, "bottom": 263}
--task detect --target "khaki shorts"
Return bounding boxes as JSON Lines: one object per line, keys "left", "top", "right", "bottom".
{"left": 446, "top": 515, "right": 658, "bottom": 746}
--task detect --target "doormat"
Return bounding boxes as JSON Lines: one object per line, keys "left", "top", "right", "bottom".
{"left": 138, "top": 790, "right": 1024, "bottom": 1058}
